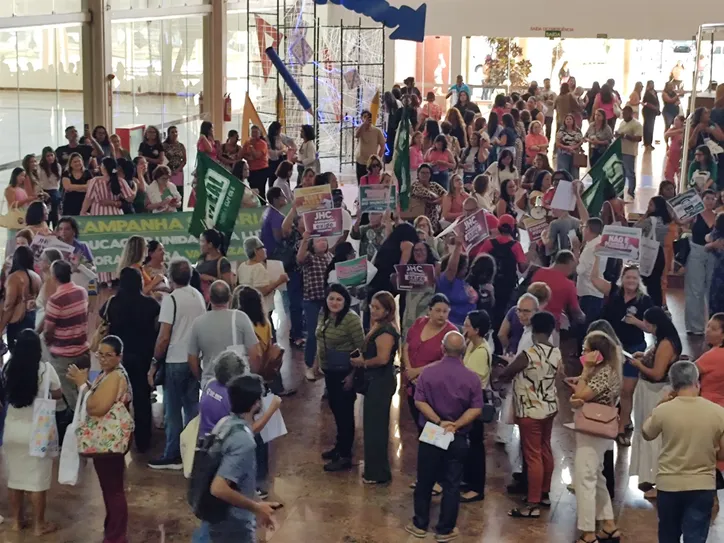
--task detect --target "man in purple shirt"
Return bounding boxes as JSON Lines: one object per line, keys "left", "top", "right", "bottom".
{"left": 260, "top": 187, "right": 287, "bottom": 257}
{"left": 406, "top": 331, "right": 483, "bottom": 541}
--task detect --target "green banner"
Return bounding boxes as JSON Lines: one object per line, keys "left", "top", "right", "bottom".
{"left": 75, "top": 209, "right": 271, "bottom": 273}
{"left": 393, "top": 107, "right": 411, "bottom": 211}
{"left": 189, "top": 152, "right": 247, "bottom": 238}
{"left": 581, "top": 138, "right": 625, "bottom": 218}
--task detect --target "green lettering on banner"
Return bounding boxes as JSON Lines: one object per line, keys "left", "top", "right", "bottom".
{"left": 75, "top": 208, "right": 283, "bottom": 273}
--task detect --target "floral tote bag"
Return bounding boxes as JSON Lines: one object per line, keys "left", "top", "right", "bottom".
{"left": 76, "top": 366, "right": 134, "bottom": 456}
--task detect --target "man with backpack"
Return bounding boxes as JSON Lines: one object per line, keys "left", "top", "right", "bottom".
{"left": 191, "top": 373, "right": 280, "bottom": 542}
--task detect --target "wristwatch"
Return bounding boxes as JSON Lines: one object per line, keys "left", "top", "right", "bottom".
{"left": 151, "top": 357, "right": 158, "bottom": 367}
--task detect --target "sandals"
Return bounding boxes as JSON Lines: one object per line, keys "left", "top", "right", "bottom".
{"left": 615, "top": 433, "right": 631, "bottom": 447}
{"left": 597, "top": 528, "right": 621, "bottom": 542}
{"left": 508, "top": 506, "right": 540, "bottom": 519}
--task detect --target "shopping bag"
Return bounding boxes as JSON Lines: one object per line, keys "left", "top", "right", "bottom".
{"left": 29, "top": 363, "right": 59, "bottom": 458}
{"left": 499, "top": 392, "right": 515, "bottom": 425}
{"left": 181, "top": 415, "right": 201, "bottom": 479}
{"left": 58, "top": 391, "right": 88, "bottom": 486}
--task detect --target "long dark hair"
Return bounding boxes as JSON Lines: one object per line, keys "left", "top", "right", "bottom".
{"left": 9, "top": 167, "right": 24, "bottom": 188}
{"left": 40, "top": 146, "right": 61, "bottom": 178}
{"left": 533, "top": 170, "right": 551, "bottom": 193}
{"left": 647, "top": 195, "right": 672, "bottom": 224}
{"left": 600, "top": 84, "right": 613, "bottom": 104}
{"left": 424, "top": 119, "right": 440, "bottom": 141}
{"left": 5, "top": 329, "right": 43, "bottom": 408}
{"left": 500, "top": 179, "right": 516, "bottom": 205}
{"left": 466, "top": 253, "right": 496, "bottom": 289}
{"left": 25, "top": 201, "right": 47, "bottom": 226}
{"left": 202, "top": 228, "right": 226, "bottom": 256}
{"left": 644, "top": 306, "right": 682, "bottom": 357}
{"left": 498, "top": 149, "right": 515, "bottom": 172}
{"left": 102, "top": 157, "right": 121, "bottom": 195}
{"left": 326, "top": 242, "right": 355, "bottom": 284}
{"left": 323, "top": 283, "right": 352, "bottom": 326}
{"left": 267, "top": 121, "right": 281, "bottom": 150}
{"left": 695, "top": 145, "right": 714, "bottom": 169}
{"left": 233, "top": 286, "right": 267, "bottom": 327}
{"left": 487, "top": 111, "right": 499, "bottom": 138}
{"left": 200, "top": 121, "right": 213, "bottom": 139}
{"left": 10, "top": 245, "right": 34, "bottom": 274}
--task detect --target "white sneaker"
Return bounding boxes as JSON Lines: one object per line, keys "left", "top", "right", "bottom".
{"left": 305, "top": 368, "right": 318, "bottom": 381}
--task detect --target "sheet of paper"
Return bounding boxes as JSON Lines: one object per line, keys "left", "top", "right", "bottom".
{"left": 256, "top": 394, "right": 287, "bottom": 443}
{"left": 266, "top": 260, "right": 286, "bottom": 292}
{"left": 419, "top": 422, "right": 454, "bottom": 450}
{"left": 550, "top": 180, "right": 575, "bottom": 211}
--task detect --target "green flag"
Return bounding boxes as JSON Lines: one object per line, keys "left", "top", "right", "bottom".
{"left": 393, "top": 107, "right": 411, "bottom": 211}
{"left": 581, "top": 138, "right": 625, "bottom": 217}
{"left": 189, "top": 153, "right": 246, "bottom": 238}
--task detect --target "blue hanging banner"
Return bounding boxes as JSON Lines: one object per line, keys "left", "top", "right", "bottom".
{"left": 315, "top": 0, "right": 427, "bottom": 42}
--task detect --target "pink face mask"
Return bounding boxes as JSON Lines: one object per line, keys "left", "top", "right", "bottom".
{"left": 580, "top": 352, "right": 604, "bottom": 365}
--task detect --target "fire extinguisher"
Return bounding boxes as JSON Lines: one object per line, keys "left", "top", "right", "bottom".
{"left": 224, "top": 94, "right": 232, "bottom": 122}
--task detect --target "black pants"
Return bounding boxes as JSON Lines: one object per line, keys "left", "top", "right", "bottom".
{"left": 464, "top": 419, "right": 486, "bottom": 495}
{"left": 324, "top": 370, "right": 356, "bottom": 458}
{"left": 657, "top": 489, "right": 715, "bottom": 543}
{"left": 544, "top": 117, "right": 553, "bottom": 140}
{"left": 362, "top": 366, "right": 396, "bottom": 482}
{"left": 123, "top": 353, "right": 152, "bottom": 453}
{"left": 607, "top": 117, "right": 617, "bottom": 131}
{"left": 248, "top": 169, "right": 268, "bottom": 196}
{"left": 590, "top": 146, "right": 605, "bottom": 168}
{"left": 413, "top": 435, "right": 468, "bottom": 535}
{"left": 603, "top": 449, "right": 615, "bottom": 499}
{"left": 643, "top": 111, "right": 657, "bottom": 147}
{"left": 46, "top": 188, "right": 61, "bottom": 229}
{"left": 407, "top": 389, "right": 424, "bottom": 434}
{"left": 268, "top": 159, "right": 282, "bottom": 187}
{"left": 356, "top": 162, "right": 367, "bottom": 184}
{"left": 642, "top": 246, "right": 665, "bottom": 307}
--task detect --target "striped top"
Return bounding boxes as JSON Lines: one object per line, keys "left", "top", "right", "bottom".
{"left": 315, "top": 310, "right": 365, "bottom": 370}
{"left": 87, "top": 176, "right": 134, "bottom": 216}
{"left": 44, "top": 282, "right": 89, "bottom": 357}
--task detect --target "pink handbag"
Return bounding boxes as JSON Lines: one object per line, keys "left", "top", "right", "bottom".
{"left": 573, "top": 403, "right": 619, "bottom": 439}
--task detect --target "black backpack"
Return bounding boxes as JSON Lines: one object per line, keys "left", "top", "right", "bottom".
{"left": 187, "top": 417, "right": 245, "bottom": 524}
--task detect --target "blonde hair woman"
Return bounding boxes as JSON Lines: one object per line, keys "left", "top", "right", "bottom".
{"left": 569, "top": 331, "right": 623, "bottom": 543}
{"left": 117, "top": 235, "right": 162, "bottom": 294}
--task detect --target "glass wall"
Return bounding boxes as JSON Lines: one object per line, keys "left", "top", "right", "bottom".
{"left": 225, "top": 10, "right": 249, "bottom": 135}
{"left": 0, "top": 0, "right": 82, "bottom": 17}
{"left": 394, "top": 36, "right": 451, "bottom": 97}
{"left": 110, "top": 15, "right": 205, "bottom": 182}
{"left": 0, "top": 24, "right": 84, "bottom": 165}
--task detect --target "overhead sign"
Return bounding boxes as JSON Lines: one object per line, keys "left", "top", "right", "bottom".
{"left": 545, "top": 30, "right": 562, "bottom": 38}
{"left": 316, "top": 0, "right": 427, "bottom": 42}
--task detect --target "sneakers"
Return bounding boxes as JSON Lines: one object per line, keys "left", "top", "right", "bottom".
{"left": 435, "top": 528, "right": 460, "bottom": 542}
{"left": 404, "top": 523, "right": 427, "bottom": 539}
{"left": 305, "top": 368, "right": 318, "bottom": 381}
{"left": 323, "top": 457, "right": 352, "bottom": 472}
{"left": 148, "top": 457, "right": 183, "bottom": 471}
{"left": 256, "top": 489, "right": 269, "bottom": 500}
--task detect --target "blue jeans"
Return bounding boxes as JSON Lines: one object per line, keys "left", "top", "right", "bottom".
{"left": 556, "top": 152, "right": 578, "bottom": 178}
{"left": 657, "top": 489, "right": 715, "bottom": 543}
{"left": 163, "top": 363, "right": 200, "bottom": 460}
{"left": 192, "top": 523, "right": 210, "bottom": 543}
{"left": 281, "top": 270, "right": 304, "bottom": 341}
{"left": 303, "top": 299, "right": 323, "bottom": 368}
{"left": 622, "top": 153, "right": 636, "bottom": 193}
{"left": 432, "top": 170, "right": 449, "bottom": 190}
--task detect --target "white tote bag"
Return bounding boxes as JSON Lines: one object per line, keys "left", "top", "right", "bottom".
{"left": 181, "top": 414, "right": 201, "bottom": 479}
{"left": 58, "top": 390, "right": 88, "bottom": 486}
{"left": 639, "top": 218, "right": 660, "bottom": 278}
{"left": 29, "top": 363, "right": 59, "bottom": 458}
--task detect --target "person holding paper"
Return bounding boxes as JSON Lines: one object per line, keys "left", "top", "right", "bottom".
{"left": 56, "top": 216, "right": 95, "bottom": 274}
{"left": 634, "top": 196, "right": 672, "bottom": 307}
{"left": 688, "top": 145, "right": 718, "bottom": 192}
{"left": 406, "top": 164, "right": 446, "bottom": 232}
{"left": 437, "top": 237, "right": 477, "bottom": 329}
{"left": 684, "top": 189, "right": 717, "bottom": 335}
{"left": 405, "top": 332, "right": 483, "bottom": 542}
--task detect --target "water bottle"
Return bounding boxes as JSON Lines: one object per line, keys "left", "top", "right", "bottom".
{"left": 88, "top": 278, "right": 98, "bottom": 297}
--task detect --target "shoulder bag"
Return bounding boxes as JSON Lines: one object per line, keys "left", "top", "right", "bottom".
{"left": 573, "top": 402, "right": 619, "bottom": 439}
{"left": 90, "top": 296, "right": 115, "bottom": 353}
{"left": 0, "top": 202, "right": 26, "bottom": 230}
{"left": 76, "top": 366, "right": 135, "bottom": 456}
{"left": 256, "top": 323, "right": 284, "bottom": 383}
{"left": 322, "top": 320, "right": 353, "bottom": 372}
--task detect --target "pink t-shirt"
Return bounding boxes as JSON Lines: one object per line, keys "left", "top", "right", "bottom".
{"left": 410, "top": 146, "right": 424, "bottom": 170}
{"left": 525, "top": 133, "right": 549, "bottom": 164}
{"left": 360, "top": 173, "right": 381, "bottom": 186}
{"left": 197, "top": 139, "right": 218, "bottom": 160}
{"left": 426, "top": 149, "right": 452, "bottom": 172}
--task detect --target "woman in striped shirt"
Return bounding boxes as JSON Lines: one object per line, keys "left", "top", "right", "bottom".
{"left": 81, "top": 157, "right": 134, "bottom": 217}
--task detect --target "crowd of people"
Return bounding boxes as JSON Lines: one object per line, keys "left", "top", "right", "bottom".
{"left": 2, "top": 73, "right": 724, "bottom": 543}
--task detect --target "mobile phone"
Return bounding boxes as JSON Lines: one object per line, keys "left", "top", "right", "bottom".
{"left": 350, "top": 349, "right": 361, "bottom": 358}
{"left": 622, "top": 350, "right": 635, "bottom": 360}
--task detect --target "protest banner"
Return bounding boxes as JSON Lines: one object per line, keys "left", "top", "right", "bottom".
{"left": 74, "top": 207, "right": 285, "bottom": 274}
{"left": 335, "top": 256, "right": 368, "bottom": 287}
{"left": 294, "top": 185, "right": 333, "bottom": 214}
{"left": 595, "top": 225, "right": 642, "bottom": 260}
{"left": 302, "top": 208, "right": 344, "bottom": 237}
{"left": 582, "top": 139, "right": 625, "bottom": 217}
{"left": 189, "top": 152, "right": 247, "bottom": 237}
{"left": 522, "top": 217, "right": 548, "bottom": 243}
{"left": 668, "top": 189, "right": 705, "bottom": 222}
{"left": 395, "top": 264, "right": 436, "bottom": 291}
{"left": 453, "top": 209, "right": 490, "bottom": 252}
{"left": 359, "top": 185, "right": 397, "bottom": 213}
{"left": 30, "top": 235, "right": 75, "bottom": 261}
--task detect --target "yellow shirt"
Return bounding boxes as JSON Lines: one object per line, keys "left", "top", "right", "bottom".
{"left": 642, "top": 396, "right": 724, "bottom": 492}
{"left": 464, "top": 341, "right": 491, "bottom": 389}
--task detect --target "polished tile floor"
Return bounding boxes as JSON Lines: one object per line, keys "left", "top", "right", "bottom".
{"left": 0, "top": 289, "right": 720, "bottom": 543}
